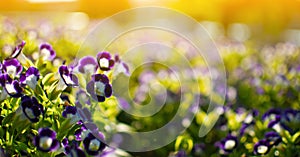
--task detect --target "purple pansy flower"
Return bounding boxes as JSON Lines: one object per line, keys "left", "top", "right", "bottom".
{"left": 262, "top": 108, "right": 281, "bottom": 122}
{"left": 21, "top": 96, "right": 44, "bottom": 123}
{"left": 83, "top": 132, "right": 106, "bottom": 156}
{"left": 283, "top": 109, "right": 300, "bottom": 122}
{"left": 254, "top": 139, "right": 270, "bottom": 155}
{"left": 244, "top": 110, "right": 259, "bottom": 124}
{"left": 33, "top": 128, "right": 59, "bottom": 152}
{"left": 267, "top": 115, "right": 291, "bottom": 133}
{"left": 240, "top": 123, "right": 255, "bottom": 136}
{"left": 77, "top": 56, "right": 98, "bottom": 74}
{"left": 20, "top": 67, "right": 40, "bottom": 89}
{"left": 74, "top": 124, "right": 87, "bottom": 141}
{"left": 265, "top": 131, "right": 282, "bottom": 146}
{"left": 215, "top": 135, "right": 238, "bottom": 154}
{"left": 86, "top": 74, "right": 112, "bottom": 102}
{"left": 10, "top": 40, "right": 26, "bottom": 58}
{"left": 57, "top": 65, "right": 79, "bottom": 91}
{"left": 0, "top": 74, "right": 8, "bottom": 101}
{"left": 2, "top": 58, "right": 22, "bottom": 78}
{"left": 62, "top": 106, "right": 77, "bottom": 118}
{"left": 0, "top": 74, "right": 23, "bottom": 98}
{"left": 113, "top": 54, "right": 130, "bottom": 76}
{"left": 62, "top": 138, "right": 86, "bottom": 157}
{"left": 39, "top": 43, "right": 56, "bottom": 61}
{"left": 96, "top": 52, "right": 114, "bottom": 71}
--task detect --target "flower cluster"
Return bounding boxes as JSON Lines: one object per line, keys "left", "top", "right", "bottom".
{"left": 0, "top": 39, "right": 129, "bottom": 156}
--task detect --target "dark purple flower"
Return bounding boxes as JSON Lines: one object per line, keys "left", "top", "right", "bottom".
{"left": 267, "top": 115, "right": 291, "bottom": 133}
{"left": 215, "top": 135, "right": 238, "bottom": 154}
{"left": 97, "top": 52, "right": 114, "bottom": 71}
{"left": 62, "top": 139, "right": 86, "bottom": 157}
{"left": 57, "top": 65, "right": 79, "bottom": 90}
{"left": 254, "top": 139, "right": 270, "bottom": 155}
{"left": 244, "top": 110, "right": 259, "bottom": 124}
{"left": 0, "top": 75, "right": 8, "bottom": 101}
{"left": 21, "top": 96, "right": 43, "bottom": 123}
{"left": 20, "top": 67, "right": 40, "bottom": 89}
{"left": 2, "top": 58, "right": 22, "bottom": 78}
{"left": 83, "top": 132, "right": 106, "bottom": 156}
{"left": 39, "top": 43, "right": 56, "bottom": 61}
{"left": 33, "top": 128, "right": 59, "bottom": 152}
{"left": 86, "top": 74, "right": 112, "bottom": 102}
{"left": 74, "top": 126, "right": 86, "bottom": 141}
{"left": 0, "top": 74, "right": 23, "bottom": 98}
{"left": 77, "top": 56, "right": 98, "bottom": 74}
{"left": 62, "top": 106, "right": 77, "bottom": 118}
{"left": 74, "top": 122, "right": 98, "bottom": 142}
{"left": 62, "top": 138, "right": 68, "bottom": 147}
{"left": 283, "top": 109, "right": 300, "bottom": 122}
{"left": 10, "top": 40, "right": 26, "bottom": 58}
{"left": 113, "top": 54, "right": 130, "bottom": 76}
{"left": 262, "top": 108, "right": 281, "bottom": 122}
{"left": 265, "top": 131, "right": 282, "bottom": 146}
{"left": 240, "top": 123, "right": 253, "bottom": 136}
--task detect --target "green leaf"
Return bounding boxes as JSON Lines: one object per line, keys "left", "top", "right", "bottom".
{"left": 42, "top": 73, "right": 56, "bottom": 86}
{"left": 14, "top": 142, "right": 28, "bottom": 151}
{"left": 292, "top": 131, "right": 300, "bottom": 144}
{"left": 2, "top": 112, "right": 16, "bottom": 125}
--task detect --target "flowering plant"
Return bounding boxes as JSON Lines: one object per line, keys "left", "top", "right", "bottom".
{"left": 0, "top": 19, "right": 299, "bottom": 157}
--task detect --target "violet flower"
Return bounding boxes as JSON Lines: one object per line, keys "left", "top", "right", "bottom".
{"left": 96, "top": 52, "right": 114, "bottom": 71}
{"left": 33, "top": 128, "right": 59, "bottom": 152}
{"left": 21, "top": 96, "right": 44, "bottom": 123}
{"left": 253, "top": 139, "right": 270, "bottom": 155}
{"left": 10, "top": 40, "right": 26, "bottom": 58}
{"left": 267, "top": 115, "right": 291, "bottom": 133}
{"left": 265, "top": 131, "right": 282, "bottom": 146}
{"left": 283, "top": 108, "right": 300, "bottom": 122}
{"left": 0, "top": 74, "right": 23, "bottom": 98}
{"left": 62, "top": 138, "right": 86, "bottom": 157}
{"left": 113, "top": 54, "right": 130, "bottom": 76}
{"left": 0, "top": 74, "right": 8, "bottom": 101}
{"left": 2, "top": 58, "right": 22, "bottom": 78}
{"left": 86, "top": 74, "right": 112, "bottom": 102}
{"left": 83, "top": 132, "right": 106, "bottom": 156}
{"left": 262, "top": 108, "right": 281, "bottom": 122}
{"left": 74, "top": 125, "right": 87, "bottom": 141}
{"left": 215, "top": 135, "right": 238, "bottom": 154}
{"left": 20, "top": 67, "right": 40, "bottom": 90}
{"left": 244, "top": 110, "right": 259, "bottom": 124}
{"left": 57, "top": 65, "right": 79, "bottom": 91}
{"left": 62, "top": 106, "right": 77, "bottom": 118}
{"left": 77, "top": 56, "right": 98, "bottom": 75}
{"left": 39, "top": 43, "right": 56, "bottom": 61}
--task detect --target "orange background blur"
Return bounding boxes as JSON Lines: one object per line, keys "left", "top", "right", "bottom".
{"left": 1, "top": 0, "right": 300, "bottom": 42}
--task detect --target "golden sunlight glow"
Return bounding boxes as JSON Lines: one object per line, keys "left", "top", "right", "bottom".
{"left": 26, "top": 0, "right": 76, "bottom": 3}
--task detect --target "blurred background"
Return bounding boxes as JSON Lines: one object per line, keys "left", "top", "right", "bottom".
{"left": 1, "top": 1, "right": 300, "bottom": 157}
{"left": 1, "top": 0, "right": 300, "bottom": 44}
